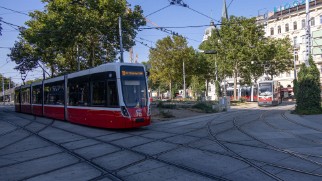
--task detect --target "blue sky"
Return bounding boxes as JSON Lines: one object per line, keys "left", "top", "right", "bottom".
{"left": 0, "top": 0, "right": 297, "bottom": 84}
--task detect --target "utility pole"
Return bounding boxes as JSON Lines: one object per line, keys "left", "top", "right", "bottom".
{"left": 183, "top": 60, "right": 186, "bottom": 98}
{"left": 119, "top": 17, "right": 124, "bottom": 63}
{"left": 304, "top": 0, "right": 311, "bottom": 67}
{"left": 115, "top": 0, "right": 124, "bottom": 63}
{"left": 8, "top": 77, "right": 11, "bottom": 102}
{"left": 2, "top": 76, "right": 4, "bottom": 102}
{"left": 293, "top": 48, "right": 297, "bottom": 80}
{"left": 77, "top": 44, "right": 80, "bottom": 71}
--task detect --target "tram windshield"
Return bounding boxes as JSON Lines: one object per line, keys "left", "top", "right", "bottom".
{"left": 258, "top": 83, "right": 272, "bottom": 96}
{"left": 121, "top": 66, "right": 148, "bottom": 108}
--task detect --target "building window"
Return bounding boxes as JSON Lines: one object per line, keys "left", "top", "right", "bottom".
{"left": 270, "top": 27, "right": 274, "bottom": 35}
{"left": 285, "top": 23, "right": 289, "bottom": 32}
{"left": 311, "top": 17, "right": 315, "bottom": 26}
{"left": 302, "top": 19, "right": 305, "bottom": 29}
{"left": 295, "top": 53, "right": 299, "bottom": 62}
{"left": 320, "top": 15, "right": 322, "bottom": 24}
{"left": 278, "top": 25, "right": 281, "bottom": 34}
{"left": 293, "top": 21, "right": 297, "bottom": 30}
{"left": 293, "top": 36, "right": 298, "bottom": 46}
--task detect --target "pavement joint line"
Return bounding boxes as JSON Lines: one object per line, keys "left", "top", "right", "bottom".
{"left": 18, "top": 161, "right": 88, "bottom": 181}
{"left": 3, "top": 115, "right": 124, "bottom": 180}
{"left": 233, "top": 109, "right": 322, "bottom": 174}
{"left": 2, "top": 104, "right": 322, "bottom": 180}
{"left": 0, "top": 144, "right": 53, "bottom": 157}
{"left": 5, "top": 112, "right": 232, "bottom": 180}
{"left": 0, "top": 151, "right": 65, "bottom": 169}
{"left": 207, "top": 110, "right": 285, "bottom": 181}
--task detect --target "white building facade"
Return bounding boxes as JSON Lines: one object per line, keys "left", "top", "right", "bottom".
{"left": 203, "top": 0, "right": 322, "bottom": 101}
{"left": 264, "top": 0, "right": 322, "bottom": 88}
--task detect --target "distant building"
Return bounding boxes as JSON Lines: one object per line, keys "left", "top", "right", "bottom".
{"left": 202, "top": 21, "right": 216, "bottom": 42}
{"left": 264, "top": 0, "right": 322, "bottom": 89}
{"left": 203, "top": 0, "right": 322, "bottom": 101}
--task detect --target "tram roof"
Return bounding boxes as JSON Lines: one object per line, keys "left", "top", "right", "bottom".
{"left": 68, "top": 62, "right": 144, "bottom": 79}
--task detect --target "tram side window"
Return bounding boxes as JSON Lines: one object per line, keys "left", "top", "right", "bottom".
{"left": 32, "top": 86, "right": 42, "bottom": 104}
{"left": 44, "top": 82, "right": 64, "bottom": 105}
{"left": 21, "top": 88, "right": 30, "bottom": 104}
{"left": 107, "top": 81, "right": 119, "bottom": 107}
{"left": 92, "top": 81, "right": 106, "bottom": 106}
{"left": 15, "top": 90, "right": 20, "bottom": 103}
{"left": 68, "top": 78, "right": 90, "bottom": 106}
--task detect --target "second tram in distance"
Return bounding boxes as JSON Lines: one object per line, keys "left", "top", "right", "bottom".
{"left": 258, "top": 80, "right": 282, "bottom": 106}
{"left": 14, "top": 63, "right": 151, "bottom": 129}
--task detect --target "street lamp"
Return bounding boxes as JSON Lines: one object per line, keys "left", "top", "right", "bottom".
{"left": 293, "top": 43, "right": 298, "bottom": 80}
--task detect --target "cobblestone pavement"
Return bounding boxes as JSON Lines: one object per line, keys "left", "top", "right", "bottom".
{"left": 1, "top": 102, "right": 322, "bottom": 181}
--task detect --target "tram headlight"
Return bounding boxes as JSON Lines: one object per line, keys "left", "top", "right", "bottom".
{"left": 121, "top": 106, "right": 130, "bottom": 117}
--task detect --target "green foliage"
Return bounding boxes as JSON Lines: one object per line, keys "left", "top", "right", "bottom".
{"left": 10, "top": 0, "right": 146, "bottom": 76}
{"left": 200, "top": 16, "right": 293, "bottom": 100}
{"left": 159, "top": 109, "right": 174, "bottom": 118}
{"left": 295, "top": 56, "right": 322, "bottom": 114}
{"left": 149, "top": 35, "right": 196, "bottom": 99}
{"left": 9, "top": 37, "right": 40, "bottom": 76}
{"left": 239, "top": 97, "right": 246, "bottom": 103}
{"left": 191, "top": 75, "right": 206, "bottom": 99}
{"left": 192, "top": 102, "right": 216, "bottom": 113}
{"left": 264, "top": 38, "right": 293, "bottom": 79}
{"left": 156, "top": 101, "right": 176, "bottom": 109}
{"left": 0, "top": 74, "right": 16, "bottom": 92}
{"left": 200, "top": 16, "right": 266, "bottom": 100}
{"left": 293, "top": 79, "right": 298, "bottom": 98}
{"left": 215, "top": 80, "right": 222, "bottom": 98}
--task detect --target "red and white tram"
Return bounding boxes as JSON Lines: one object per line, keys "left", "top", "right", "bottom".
{"left": 258, "top": 80, "right": 282, "bottom": 106}
{"left": 226, "top": 86, "right": 258, "bottom": 102}
{"left": 14, "top": 63, "right": 151, "bottom": 129}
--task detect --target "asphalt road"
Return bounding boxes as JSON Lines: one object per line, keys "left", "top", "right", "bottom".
{"left": 1, "top": 102, "right": 322, "bottom": 181}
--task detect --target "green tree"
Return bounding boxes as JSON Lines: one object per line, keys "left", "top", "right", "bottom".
{"left": 263, "top": 38, "right": 293, "bottom": 79}
{"left": 200, "top": 16, "right": 265, "bottom": 100}
{"left": 0, "top": 74, "right": 16, "bottom": 92}
{"left": 149, "top": 35, "right": 195, "bottom": 99}
{"left": 13, "top": 0, "right": 145, "bottom": 76}
{"left": 295, "top": 56, "right": 322, "bottom": 114}
{"left": 9, "top": 37, "right": 40, "bottom": 81}
{"left": 200, "top": 16, "right": 293, "bottom": 100}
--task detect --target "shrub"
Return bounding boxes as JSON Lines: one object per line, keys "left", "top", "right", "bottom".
{"left": 295, "top": 56, "right": 322, "bottom": 114}
{"left": 159, "top": 110, "right": 174, "bottom": 118}
{"left": 192, "top": 102, "right": 216, "bottom": 113}
{"left": 239, "top": 97, "right": 246, "bottom": 103}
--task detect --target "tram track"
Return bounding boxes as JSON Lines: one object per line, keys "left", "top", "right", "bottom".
{"left": 0, "top": 108, "right": 123, "bottom": 181}
{"left": 5, "top": 103, "right": 322, "bottom": 180}
{"left": 229, "top": 108, "right": 322, "bottom": 179}
{"left": 1, "top": 107, "right": 231, "bottom": 181}
{"left": 206, "top": 109, "right": 284, "bottom": 181}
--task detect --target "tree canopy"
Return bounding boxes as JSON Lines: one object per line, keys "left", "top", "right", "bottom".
{"left": 9, "top": 0, "right": 146, "bottom": 76}
{"left": 200, "top": 16, "right": 293, "bottom": 100}
{"left": 148, "top": 35, "right": 196, "bottom": 99}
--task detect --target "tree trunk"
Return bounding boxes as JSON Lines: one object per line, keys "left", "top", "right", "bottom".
{"left": 169, "top": 81, "right": 172, "bottom": 99}
{"left": 205, "top": 79, "right": 209, "bottom": 98}
{"left": 234, "top": 68, "right": 238, "bottom": 101}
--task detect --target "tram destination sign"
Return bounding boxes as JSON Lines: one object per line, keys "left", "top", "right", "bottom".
{"left": 121, "top": 70, "right": 144, "bottom": 77}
